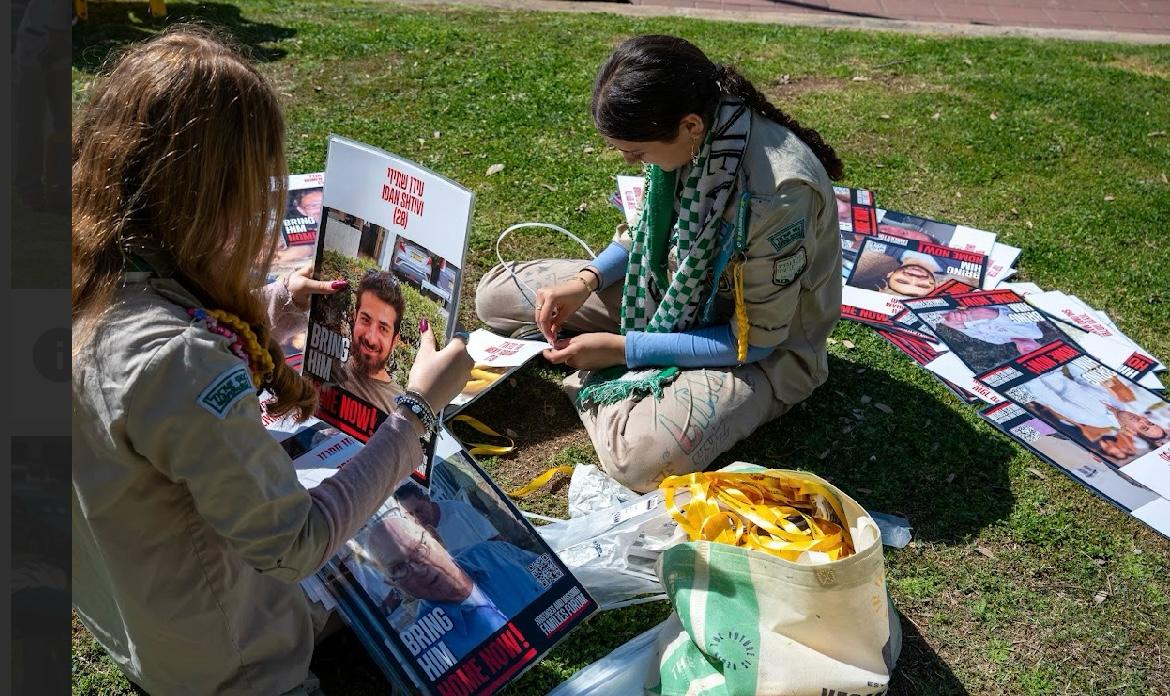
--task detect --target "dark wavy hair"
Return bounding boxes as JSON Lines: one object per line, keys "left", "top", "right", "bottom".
{"left": 591, "top": 34, "right": 843, "bottom": 180}
{"left": 357, "top": 270, "right": 406, "bottom": 335}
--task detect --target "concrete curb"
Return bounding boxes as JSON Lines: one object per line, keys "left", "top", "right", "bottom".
{"left": 381, "top": 0, "right": 1170, "bottom": 45}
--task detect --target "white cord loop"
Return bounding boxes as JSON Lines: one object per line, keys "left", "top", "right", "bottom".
{"left": 495, "top": 222, "right": 598, "bottom": 308}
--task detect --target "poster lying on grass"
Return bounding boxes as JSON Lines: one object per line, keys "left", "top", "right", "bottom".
{"left": 981, "top": 401, "right": 1170, "bottom": 539}
{"left": 842, "top": 205, "right": 1017, "bottom": 288}
{"left": 841, "top": 237, "right": 987, "bottom": 317}
{"left": 902, "top": 289, "right": 1068, "bottom": 376}
{"left": 978, "top": 340, "right": 1170, "bottom": 499}
{"left": 300, "top": 137, "right": 472, "bottom": 479}
{"left": 904, "top": 289, "right": 1165, "bottom": 393}
{"left": 834, "top": 185, "right": 877, "bottom": 281}
{"left": 871, "top": 208, "right": 996, "bottom": 255}
{"left": 265, "top": 415, "right": 598, "bottom": 696}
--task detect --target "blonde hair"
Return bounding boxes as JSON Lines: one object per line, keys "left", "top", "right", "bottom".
{"left": 72, "top": 25, "right": 316, "bottom": 419}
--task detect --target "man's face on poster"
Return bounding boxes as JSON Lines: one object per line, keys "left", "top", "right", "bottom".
{"left": 942, "top": 306, "right": 998, "bottom": 329}
{"left": 297, "top": 190, "right": 324, "bottom": 225}
{"left": 352, "top": 289, "right": 400, "bottom": 378}
{"left": 401, "top": 495, "right": 439, "bottom": 529}
{"left": 369, "top": 517, "right": 473, "bottom": 603}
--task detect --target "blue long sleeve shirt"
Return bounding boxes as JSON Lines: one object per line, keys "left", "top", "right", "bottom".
{"left": 589, "top": 241, "right": 775, "bottom": 368}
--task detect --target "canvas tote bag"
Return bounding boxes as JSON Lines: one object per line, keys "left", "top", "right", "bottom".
{"left": 649, "top": 464, "right": 902, "bottom": 696}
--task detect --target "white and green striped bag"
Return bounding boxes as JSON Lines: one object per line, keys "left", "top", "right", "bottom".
{"left": 649, "top": 466, "right": 902, "bottom": 696}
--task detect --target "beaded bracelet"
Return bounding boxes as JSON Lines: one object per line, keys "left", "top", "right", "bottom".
{"left": 395, "top": 390, "right": 438, "bottom": 442}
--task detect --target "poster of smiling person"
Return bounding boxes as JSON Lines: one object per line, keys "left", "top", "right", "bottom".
{"left": 849, "top": 208, "right": 1018, "bottom": 289}
{"left": 300, "top": 137, "right": 473, "bottom": 451}
{"left": 842, "top": 237, "right": 986, "bottom": 317}
{"left": 981, "top": 401, "right": 1170, "bottom": 539}
{"left": 979, "top": 341, "right": 1170, "bottom": 498}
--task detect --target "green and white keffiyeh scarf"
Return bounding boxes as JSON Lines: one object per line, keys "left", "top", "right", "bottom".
{"left": 578, "top": 99, "right": 752, "bottom": 408}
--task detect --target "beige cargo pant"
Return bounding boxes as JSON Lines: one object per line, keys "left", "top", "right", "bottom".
{"left": 476, "top": 259, "right": 790, "bottom": 493}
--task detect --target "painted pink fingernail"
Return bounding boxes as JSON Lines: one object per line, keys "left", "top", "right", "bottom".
{"left": 419, "top": 318, "right": 429, "bottom": 333}
{"left": 331, "top": 279, "right": 349, "bottom": 290}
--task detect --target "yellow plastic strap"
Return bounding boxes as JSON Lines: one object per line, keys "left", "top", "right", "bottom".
{"left": 450, "top": 415, "right": 515, "bottom": 457}
{"left": 661, "top": 471, "right": 855, "bottom": 562}
{"left": 732, "top": 260, "right": 749, "bottom": 363}
{"left": 508, "top": 465, "right": 573, "bottom": 498}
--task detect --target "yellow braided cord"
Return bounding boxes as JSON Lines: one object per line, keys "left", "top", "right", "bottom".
{"left": 732, "top": 261, "right": 749, "bottom": 362}
{"left": 508, "top": 465, "right": 573, "bottom": 498}
{"left": 660, "top": 471, "right": 855, "bottom": 562}
{"left": 206, "top": 309, "right": 274, "bottom": 387}
{"left": 451, "top": 415, "right": 515, "bottom": 457}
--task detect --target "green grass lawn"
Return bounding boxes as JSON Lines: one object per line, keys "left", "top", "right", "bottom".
{"left": 72, "top": 2, "right": 1170, "bottom": 694}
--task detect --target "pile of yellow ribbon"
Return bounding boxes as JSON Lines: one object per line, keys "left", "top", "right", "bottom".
{"left": 661, "top": 471, "right": 855, "bottom": 562}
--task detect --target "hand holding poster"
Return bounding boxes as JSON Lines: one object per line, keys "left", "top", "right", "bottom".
{"left": 269, "top": 172, "right": 326, "bottom": 284}
{"left": 302, "top": 137, "right": 472, "bottom": 456}
{"left": 267, "top": 173, "right": 326, "bottom": 368}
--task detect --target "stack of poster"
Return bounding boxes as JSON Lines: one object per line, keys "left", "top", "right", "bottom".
{"left": 833, "top": 187, "right": 1169, "bottom": 538}
{"left": 270, "top": 172, "right": 326, "bottom": 369}
{"left": 266, "top": 137, "right": 596, "bottom": 694}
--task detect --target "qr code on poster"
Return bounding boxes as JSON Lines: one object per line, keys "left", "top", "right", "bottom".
{"left": 1012, "top": 424, "right": 1042, "bottom": 444}
{"left": 528, "top": 554, "right": 564, "bottom": 588}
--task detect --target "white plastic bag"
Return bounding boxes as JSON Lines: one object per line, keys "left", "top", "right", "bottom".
{"left": 536, "top": 489, "right": 681, "bottom": 611}
{"left": 567, "top": 464, "right": 639, "bottom": 518}
{"left": 546, "top": 620, "right": 669, "bottom": 696}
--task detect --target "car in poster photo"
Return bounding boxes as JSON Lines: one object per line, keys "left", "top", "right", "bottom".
{"left": 431, "top": 258, "right": 457, "bottom": 303}
{"left": 391, "top": 237, "right": 431, "bottom": 288}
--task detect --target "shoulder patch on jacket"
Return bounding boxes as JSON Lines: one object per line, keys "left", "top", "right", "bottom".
{"left": 767, "top": 219, "right": 805, "bottom": 252}
{"left": 772, "top": 247, "right": 808, "bottom": 288}
{"left": 197, "top": 363, "right": 254, "bottom": 419}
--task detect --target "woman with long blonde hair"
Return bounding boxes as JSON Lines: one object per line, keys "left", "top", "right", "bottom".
{"left": 72, "top": 27, "right": 472, "bottom": 694}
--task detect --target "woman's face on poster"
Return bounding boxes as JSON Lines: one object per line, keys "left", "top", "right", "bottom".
{"left": 884, "top": 262, "right": 938, "bottom": 297}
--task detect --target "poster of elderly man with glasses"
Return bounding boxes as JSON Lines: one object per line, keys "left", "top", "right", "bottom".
{"left": 337, "top": 427, "right": 584, "bottom": 680}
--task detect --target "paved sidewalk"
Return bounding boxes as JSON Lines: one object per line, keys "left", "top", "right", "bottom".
{"left": 629, "top": 0, "right": 1170, "bottom": 37}
{"left": 394, "top": 0, "right": 1170, "bottom": 43}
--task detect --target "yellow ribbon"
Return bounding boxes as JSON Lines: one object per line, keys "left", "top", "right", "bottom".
{"left": 450, "top": 415, "right": 515, "bottom": 457}
{"left": 449, "top": 414, "right": 572, "bottom": 498}
{"left": 661, "top": 471, "right": 855, "bottom": 562}
{"left": 732, "top": 260, "right": 749, "bottom": 363}
{"left": 507, "top": 465, "right": 574, "bottom": 498}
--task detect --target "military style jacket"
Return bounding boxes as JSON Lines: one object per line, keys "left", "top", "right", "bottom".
{"left": 620, "top": 116, "right": 842, "bottom": 405}
{"left": 73, "top": 278, "right": 344, "bottom": 695}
